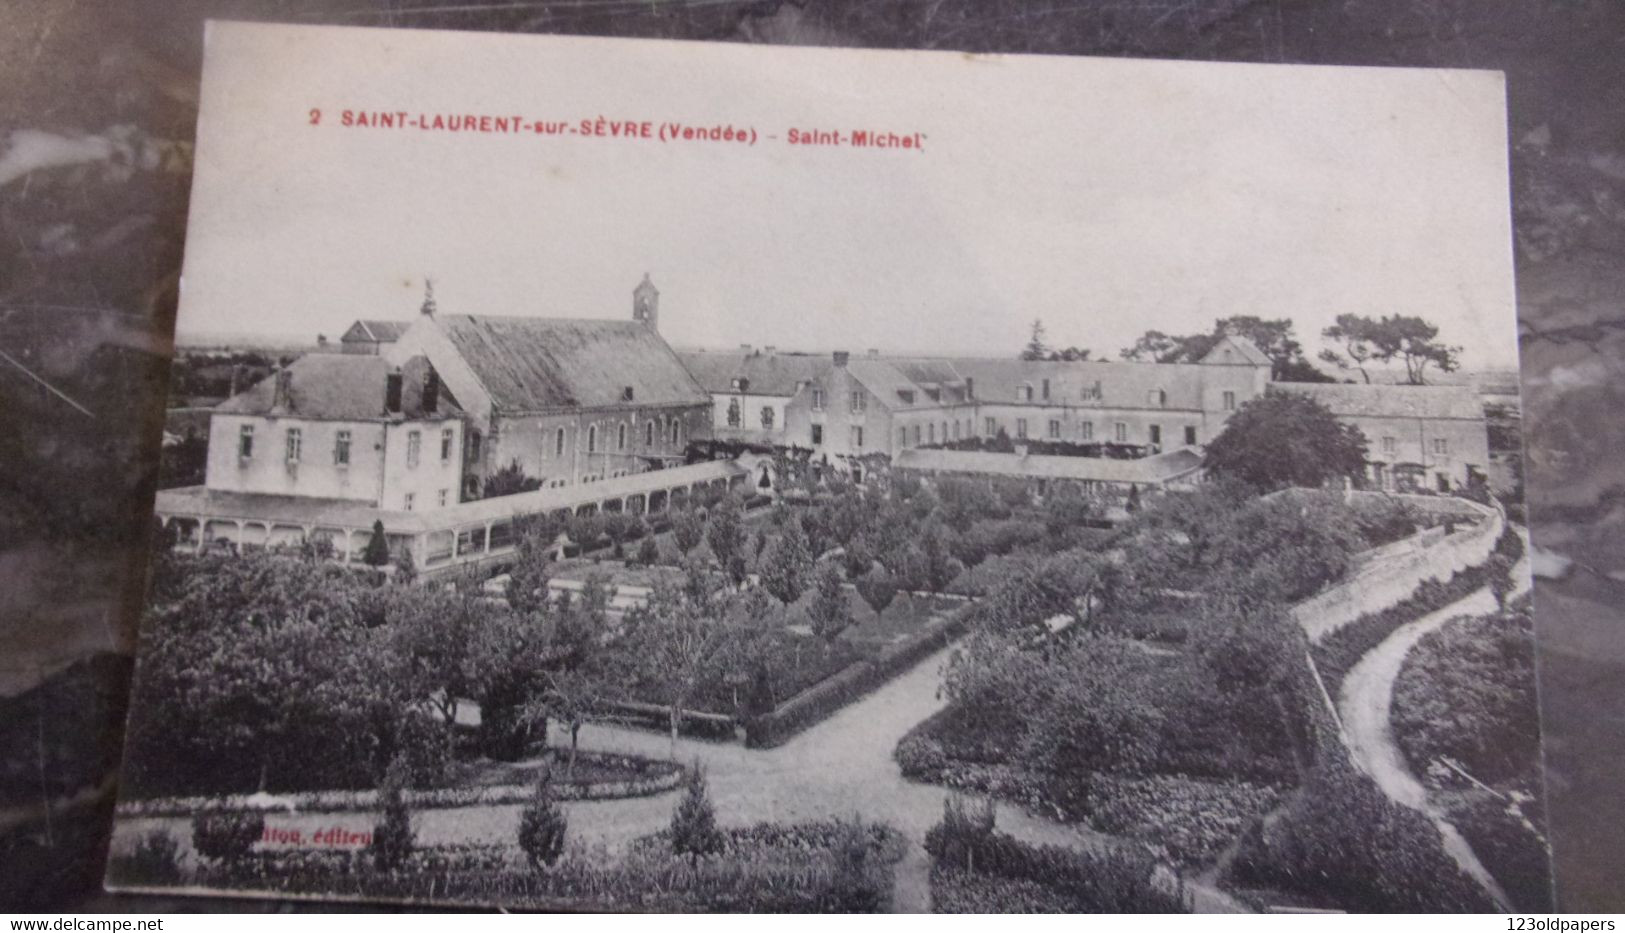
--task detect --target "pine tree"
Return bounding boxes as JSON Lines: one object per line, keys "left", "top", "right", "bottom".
{"left": 362, "top": 519, "right": 390, "bottom": 567}
{"left": 668, "top": 764, "right": 724, "bottom": 858}
{"left": 517, "top": 773, "right": 569, "bottom": 869}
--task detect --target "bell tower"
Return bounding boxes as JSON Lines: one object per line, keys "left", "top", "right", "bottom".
{"left": 633, "top": 273, "right": 659, "bottom": 332}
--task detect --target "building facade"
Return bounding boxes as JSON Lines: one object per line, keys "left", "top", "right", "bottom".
{"left": 677, "top": 346, "right": 830, "bottom": 446}
{"left": 1276, "top": 382, "right": 1490, "bottom": 492}
{"left": 383, "top": 277, "right": 711, "bottom": 497}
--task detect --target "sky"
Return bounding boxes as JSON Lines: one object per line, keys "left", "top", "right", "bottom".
{"left": 177, "top": 22, "right": 1520, "bottom": 371}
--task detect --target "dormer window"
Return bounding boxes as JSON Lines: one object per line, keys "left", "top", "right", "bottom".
{"left": 898, "top": 389, "right": 915, "bottom": 404}
{"left": 1019, "top": 384, "right": 1034, "bottom": 402}
{"left": 622, "top": 385, "right": 635, "bottom": 402}
{"left": 1147, "top": 388, "right": 1166, "bottom": 407}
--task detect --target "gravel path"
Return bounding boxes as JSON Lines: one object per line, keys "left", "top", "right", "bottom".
{"left": 115, "top": 641, "right": 1248, "bottom": 912}
{"left": 1336, "top": 541, "right": 1530, "bottom": 911}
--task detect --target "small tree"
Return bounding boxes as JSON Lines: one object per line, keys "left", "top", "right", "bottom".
{"left": 635, "top": 535, "right": 660, "bottom": 567}
{"left": 671, "top": 507, "right": 705, "bottom": 554}
{"left": 808, "top": 562, "right": 852, "bottom": 643}
{"left": 706, "top": 495, "right": 747, "bottom": 574}
{"left": 192, "top": 810, "right": 264, "bottom": 865}
{"left": 362, "top": 519, "right": 390, "bottom": 567}
{"left": 669, "top": 764, "right": 724, "bottom": 859}
{"left": 855, "top": 566, "right": 899, "bottom": 622}
{"left": 759, "top": 517, "right": 812, "bottom": 605}
{"left": 484, "top": 460, "right": 543, "bottom": 499}
{"left": 369, "top": 758, "right": 415, "bottom": 872}
{"left": 517, "top": 772, "right": 569, "bottom": 869}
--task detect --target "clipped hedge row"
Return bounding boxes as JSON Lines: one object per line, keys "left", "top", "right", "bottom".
{"left": 604, "top": 700, "right": 738, "bottom": 741}
{"left": 744, "top": 607, "right": 971, "bottom": 749}
{"left": 1311, "top": 525, "right": 1522, "bottom": 698}
{"left": 925, "top": 824, "right": 1186, "bottom": 913}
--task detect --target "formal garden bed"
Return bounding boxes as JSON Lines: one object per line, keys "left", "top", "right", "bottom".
{"left": 1390, "top": 600, "right": 1552, "bottom": 911}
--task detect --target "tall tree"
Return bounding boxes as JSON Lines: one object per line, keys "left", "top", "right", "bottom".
{"left": 1203, "top": 392, "right": 1369, "bottom": 491}
{"left": 1020, "top": 318, "right": 1051, "bottom": 361}
{"left": 758, "top": 515, "right": 812, "bottom": 605}
{"left": 855, "top": 566, "right": 899, "bottom": 622}
{"left": 622, "top": 575, "right": 743, "bottom": 760}
{"left": 1321, "top": 313, "right": 1461, "bottom": 385}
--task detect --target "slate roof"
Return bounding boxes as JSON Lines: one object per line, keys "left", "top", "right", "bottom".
{"left": 344, "top": 320, "right": 409, "bottom": 343}
{"left": 949, "top": 358, "right": 1210, "bottom": 411}
{"left": 676, "top": 349, "right": 831, "bottom": 397}
{"left": 436, "top": 315, "right": 709, "bottom": 412}
{"left": 1273, "top": 382, "right": 1484, "bottom": 420}
{"left": 214, "top": 354, "right": 456, "bottom": 421}
{"left": 847, "top": 359, "right": 969, "bottom": 411}
{"left": 895, "top": 446, "right": 1205, "bottom": 485}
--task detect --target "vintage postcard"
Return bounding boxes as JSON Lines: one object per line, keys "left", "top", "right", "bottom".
{"left": 108, "top": 21, "right": 1542, "bottom": 912}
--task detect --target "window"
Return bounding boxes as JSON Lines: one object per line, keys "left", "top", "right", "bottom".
{"left": 898, "top": 427, "right": 908, "bottom": 448}
{"left": 898, "top": 389, "right": 914, "bottom": 404}
{"left": 1081, "top": 422, "right": 1094, "bottom": 441}
{"left": 1222, "top": 391, "right": 1236, "bottom": 411}
{"left": 1041, "top": 379, "right": 1051, "bottom": 400}
{"left": 812, "top": 388, "right": 825, "bottom": 411}
{"left": 238, "top": 425, "right": 255, "bottom": 459}
{"left": 1019, "top": 385, "right": 1034, "bottom": 402}
{"left": 587, "top": 425, "right": 598, "bottom": 453}
{"left": 811, "top": 424, "right": 824, "bottom": 445}
{"left": 468, "top": 430, "right": 482, "bottom": 461}
{"left": 441, "top": 428, "right": 454, "bottom": 461}
{"left": 1016, "top": 418, "right": 1028, "bottom": 439}
{"left": 671, "top": 420, "right": 681, "bottom": 445}
{"left": 1432, "top": 438, "right": 1448, "bottom": 455}
{"left": 1149, "top": 425, "right": 1162, "bottom": 446}
{"left": 1184, "top": 426, "right": 1198, "bottom": 446}
{"left": 334, "top": 430, "right": 351, "bottom": 466}
{"left": 952, "top": 420, "right": 961, "bottom": 440}
{"left": 1114, "top": 422, "right": 1127, "bottom": 443}
{"left": 438, "top": 489, "right": 448, "bottom": 508}
{"left": 850, "top": 391, "right": 865, "bottom": 413}
{"left": 618, "top": 422, "right": 627, "bottom": 451}
{"left": 556, "top": 427, "right": 566, "bottom": 457}
{"left": 928, "top": 423, "right": 935, "bottom": 444}
{"left": 985, "top": 417, "right": 996, "bottom": 436}
{"left": 1084, "top": 380, "right": 1102, "bottom": 401}
{"left": 726, "top": 397, "right": 741, "bottom": 427}
{"left": 913, "top": 425, "right": 922, "bottom": 445}
{"left": 406, "top": 430, "right": 421, "bottom": 467}
{"left": 285, "top": 428, "right": 302, "bottom": 464}
{"left": 404, "top": 492, "right": 415, "bottom": 511}
{"left": 761, "top": 406, "right": 775, "bottom": 430}
{"left": 850, "top": 425, "right": 864, "bottom": 448}
{"left": 645, "top": 421, "right": 654, "bottom": 446}
{"left": 1382, "top": 436, "right": 1397, "bottom": 455}
{"left": 1147, "top": 388, "right": 1167, "bottom": 407}
{"left": 1048, "top": 419, "right": 1061, "bottom": 439}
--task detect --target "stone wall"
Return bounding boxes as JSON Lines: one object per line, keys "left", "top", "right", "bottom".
{"left": 1294, "top": 494, "right": 1503, "bottom": 644}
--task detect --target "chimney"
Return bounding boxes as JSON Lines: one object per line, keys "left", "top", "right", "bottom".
{"left": 271, "top": 368, "right": 293, "bottom": 411}
{"left": 385, "top": 370, "right": 403, "bottom": 414}
{"left": 833, "top": 350, "right": 849, "bottom": 368}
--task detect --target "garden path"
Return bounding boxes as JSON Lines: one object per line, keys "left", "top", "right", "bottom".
{"left": 1336, "top": 539, "right": 1530, "bottom": 912}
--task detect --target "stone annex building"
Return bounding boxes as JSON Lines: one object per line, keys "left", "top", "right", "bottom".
{"left": 153, "top": 277, "right": 1491, "bottom": 573}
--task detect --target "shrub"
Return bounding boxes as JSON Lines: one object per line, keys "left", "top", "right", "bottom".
{"left": 191, "top": 810, "right": 264, "bottom": 864}
{"left": 669, "top": 765, "right": 724, "bottom": 858}
{"left": 635, "top": 536, "right": 660, "bottom": 567}
{"left": 924, "top": 795, "right": 997, "bottom": 872}
{"left": 369, "top": 760, "right": 416, "bottom": 872}
{"left": 1448, "top": 792, "right": 1553, "bottom": 912}
{"left": 517, "top": 775, "right": 569, "bottom": 870}
{"left": 112, "top": 831, "right": 184, "bottom": 886}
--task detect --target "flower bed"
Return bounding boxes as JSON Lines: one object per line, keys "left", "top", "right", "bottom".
{"left": 115, "top": 752, "right": 683, "bottom": 818}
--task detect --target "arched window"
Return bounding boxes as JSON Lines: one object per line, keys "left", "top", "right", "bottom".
{"left": 670, "top": 420, "right": 680, "bottom": 445}
{"left": 618, "top": 422, "right": 627, "bottom": 450}
{"left": 588, "top": 425, "right": 597, "bottom": 453}
{"left": 555, "top": 427, "right": 565, "bottom": 457}
{"left": 644, "top": 420, "right": 654, "bottom": 446}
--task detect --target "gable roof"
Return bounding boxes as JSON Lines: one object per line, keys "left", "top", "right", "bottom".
{"left": 214, "top": 353, "right": 456, "bottom": 421}
{"left": 343, "top": 319, "right": 409, "bottom": 343}
{"left": 436, "top": 315, "right": 708, "bottom": 411}
{"left": 1273, "top": 382, "right": 1484, "bottom": 421}
{"left": 1199, "top": 335, "right": 1272, "bottom": 367}
{"left": 950, "top": 358, "right": 1210, "bottom": 411}
{"left": 676, "top": 349, "right": 831, "bottom": 397}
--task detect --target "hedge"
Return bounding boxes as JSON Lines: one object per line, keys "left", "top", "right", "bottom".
{"left": 744, "top": 605, "right": 971, "bottom": 748}
{"left": 924, "top": 822, "right": 1186, "bottom": 913}
{"left": 603, "top": 700, "right": 738, "bottom": 741}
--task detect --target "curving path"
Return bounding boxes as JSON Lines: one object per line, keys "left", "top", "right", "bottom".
{"left": 115, "top": 642, "right": 1247, "bottom": 912}
{"left": 1336, "top": 540, "right": 1530, "bottom": 912}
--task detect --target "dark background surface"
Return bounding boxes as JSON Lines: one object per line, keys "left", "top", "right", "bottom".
{"left": 0, "top": 0, "right": 1621, "bottom": 912}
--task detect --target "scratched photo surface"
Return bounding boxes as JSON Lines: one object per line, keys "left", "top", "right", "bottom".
{"left": 81, "top": 21, "right": 1554, "bottom": 912}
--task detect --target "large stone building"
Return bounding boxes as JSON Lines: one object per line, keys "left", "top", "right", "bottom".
{"left": 383, "top": 276, "right": 712, "bottom": 497}
{"left": 1277, "top": 382, "right": 1490, "bottom": 492}
{"left": 778, "top": 336, "right": 1272, "bottom": 464}
{"left": 677, "top": 346, "right": 831, "bottom": 446}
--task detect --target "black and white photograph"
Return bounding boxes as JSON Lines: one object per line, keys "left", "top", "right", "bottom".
{"left": 74, "top": 20, "right": 1556, "bottom": 913}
